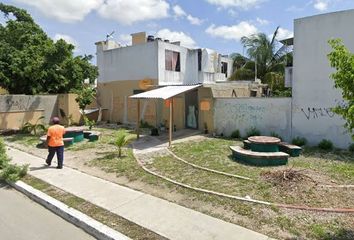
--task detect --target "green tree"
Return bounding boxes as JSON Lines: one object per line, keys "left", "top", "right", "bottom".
{"left": 0, "top": 3, "right": 98, "bottom": 94}
{"left": 233, "top": 27, "right": 291, "bottom": 84}
{"left": 75, "top": 85, "right": 96, "bottom": 128}
{"left": 328, "top": 39, "right": 354, "bottom": 139}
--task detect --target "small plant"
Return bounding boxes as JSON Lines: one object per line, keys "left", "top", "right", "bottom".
{"left": 21, "top": 116, "right": 47, "bottom": 135}
{"left": 230, "top": 129, "right": 240, "bottom": 139}
{"left": 292, "top": 137, "right": 307, "bottom": 146}
{"left": 140, "top": 120, "right": 153, "bottom": 129}
{"left": 318, "top": 139, "right": 333, "bottom": 151}
{"left": 83, "top": 116, "right": 96, "bottom": 130}
{"left": 349, "top": 143, "right": 354, "bottom": 152}
{"left": 204, "top": 122, "right": 208, "bottom": 134}
{"left": 270, "top": 132, "right": 282, "bottom": 141}
{"left": 115, "top": 129, "right": 134, "bottom": 157}
{"left": 245, "top": 127, "right": 261, "bottom": 138}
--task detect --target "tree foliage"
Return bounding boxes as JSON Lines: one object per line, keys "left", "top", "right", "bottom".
{"left": 0, "top": 3, "right": 98, "bottom": 94}
{"left": 328, "top": 39, "right": 354, "bottom": 139}
{"left": 240, "top": 27, "right": 290, "bottom": 81}
{"left": 75, "top": 85, "right": 96, "bottom": 112}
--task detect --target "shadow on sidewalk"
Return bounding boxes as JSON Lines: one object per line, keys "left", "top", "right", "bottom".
{"left": 30, "top": 165, "right": 53, "bottom": 171}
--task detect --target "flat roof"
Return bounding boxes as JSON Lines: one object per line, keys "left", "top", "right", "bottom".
{"left": 129, "top": 85, "right": 201, "bottom": 100}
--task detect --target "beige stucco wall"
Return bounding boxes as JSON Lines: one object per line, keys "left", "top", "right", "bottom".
{"left": 198, "top": 87, "right": 214, "bottom": 132}
{"left": 97, "top": 80, "right": 159, "bottom": 126}
{"left": 57, "top": 94, "right": 82, "bottom": 125}
{"left": 0, "top": 110, "right": 44, "bottom": 130}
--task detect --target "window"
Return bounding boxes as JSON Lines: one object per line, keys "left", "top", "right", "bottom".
{"left": 197, "top": 49, "right": 202, "bottom": 71}
{"left": 165, "top": 50, "right": 180, "bottom": 72}
{"left": 221, "top": 62, "right": 228, "bottom": 77}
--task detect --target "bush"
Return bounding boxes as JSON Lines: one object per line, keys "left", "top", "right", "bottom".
{"left": 0, "top": 137, "right": 28, "bottom": 182}
{"left": 230, "top": 130, "right": 240, "bottom": 139}
{"left": 292, "top": 137, "right": 307, "bottom": 146}
{"left": 270, "top": 132, "right": 282, "bottom": 141}
{"left": 349, "top": 143, "right": 354, "bottom": 152}
{"left": 245, "top": 127, "right": 261, "bottom": 138}
{"left": 0, "top": 164, "right": 28, "bottom": 182}
{"left": 318, "top": 139, "right": 333, "bottom": 151}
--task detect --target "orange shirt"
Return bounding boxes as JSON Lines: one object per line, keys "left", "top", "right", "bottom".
{"left": 47, "top": 125, "right": 66, "bottom": 147}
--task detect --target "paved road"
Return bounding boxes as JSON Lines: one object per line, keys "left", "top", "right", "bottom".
{"left": 0, "top": 182, "right": 95, "bottom": 240}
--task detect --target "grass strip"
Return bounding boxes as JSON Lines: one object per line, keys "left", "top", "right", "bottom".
{"left": 22, "top": 175, "right": 166, "bottom": 240}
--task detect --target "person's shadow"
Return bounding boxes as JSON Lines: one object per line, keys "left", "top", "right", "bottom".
{"left": 29, "top": 165, "right": 54, "bottom": 171}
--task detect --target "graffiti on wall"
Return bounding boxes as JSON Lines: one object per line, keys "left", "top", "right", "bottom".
{"left": 301, "top": 107, "right": 335, "bottom": 120}
{"left": 300, "top": 100, "right": 347, "bottom": 120}
{"left": 4, "top": 98, "right": 29, "bottom": 111}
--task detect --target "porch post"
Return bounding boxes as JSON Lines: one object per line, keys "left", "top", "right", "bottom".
{"left": 169, "top": 98, "right": 173, "bottom": 147}
{"left": 137, "top": 99, "right": 140, "bottom": 139}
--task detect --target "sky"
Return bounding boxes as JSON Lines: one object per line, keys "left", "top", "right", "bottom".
{"left": 2, "top": 0, "right": 354, "bottom": 60}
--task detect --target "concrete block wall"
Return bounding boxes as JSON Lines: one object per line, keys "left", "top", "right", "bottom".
{"left": 214, "top": 98, "right": 292, "bottom": 140}
{"left": 292, "top": 10, "right": 354, "bottom": 148}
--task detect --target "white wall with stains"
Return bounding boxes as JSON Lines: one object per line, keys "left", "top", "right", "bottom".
{"left": 214, "top": 98, "right": 292, "bottom": 140}
{"left": 292, "top": 10, "right": 354, "bottom": 148}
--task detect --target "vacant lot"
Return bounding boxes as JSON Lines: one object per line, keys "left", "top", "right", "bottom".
{"left": 4, "top": 127, "right": 354, "bottom": 240}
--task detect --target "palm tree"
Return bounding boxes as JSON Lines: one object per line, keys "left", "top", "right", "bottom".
{"left": 240, "top": 26, "right": 291, "bottom": 82}
{"left": 115, "top": 129, "right": 133, "bottom": 158}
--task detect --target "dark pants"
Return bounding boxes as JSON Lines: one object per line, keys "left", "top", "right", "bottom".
{"left": 46, "top": 146, "right": 64, "bottom": 167}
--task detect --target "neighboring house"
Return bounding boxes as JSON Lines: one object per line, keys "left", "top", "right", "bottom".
{"left": 286, "top": 9, "right": 353, "bottom": 148}
{"left": 96, "top": 32, "right": 264, "bottom": 132}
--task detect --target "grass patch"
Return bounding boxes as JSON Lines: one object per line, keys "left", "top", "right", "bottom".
{"left": 22, "top": 175, "right": 166, "bottom": 240}
{"left": 4, "top": 134, "right": 39, "bottom": 146}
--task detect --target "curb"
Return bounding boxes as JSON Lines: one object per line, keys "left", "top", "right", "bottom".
{"left": 9, "top": 180, "right": 131, "bottom": 240}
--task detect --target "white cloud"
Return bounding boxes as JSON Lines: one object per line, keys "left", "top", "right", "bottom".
{"left": 268, "top": 28, "right": 293, "bottom": 41}
{"left": 227, "top": 9, "right": 238, "bottom": 17}
{"left": 53, "top": 34, "right": 79, "bottom": 52}
{"left": 276, "top": 28, "right": 293, "bottom": 40}
{"left": 156, "top": 29, "right": 197, "bottom": 48}
{"left": 205, "top": 22, "right": 258, "bottom": 41}
{"left": 173, "top": 5, "right": 186, "bottom": 17}
{"left": 98, "top": 0, "right": 169, "bottom": 25}
{"left": 173, "top": 5, "right": 204, "bottom": 25}
{"left": 205, "top": 0, "right": 265, "bottom": 9}
{"left": 256, "top": 17, "right": 269, "bottom": 25}
{"left": 314, "top": 0, "right": 328, "bottom": 11}
{"left": 186, "top": 15, "right": 203, "bottom": 25}
{"left": 14, "top": 0, "right": 102, "bottom": 23}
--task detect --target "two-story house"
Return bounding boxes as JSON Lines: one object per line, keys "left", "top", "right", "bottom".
{"left": 96, "top": 32, "right": 263, "bottom": 132}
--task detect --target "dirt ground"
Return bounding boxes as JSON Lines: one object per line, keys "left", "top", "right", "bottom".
{"left": 4, "top": 126, "right": 354, "bottom": 240}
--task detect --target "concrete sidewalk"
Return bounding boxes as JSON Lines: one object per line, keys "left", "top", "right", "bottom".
{"left": 7, "top": 147, "right": 271, "bottom": 240}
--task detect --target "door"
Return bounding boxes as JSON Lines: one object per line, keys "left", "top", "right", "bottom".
{"left": 185, "top": 90, "right": 198, "bottom": 129}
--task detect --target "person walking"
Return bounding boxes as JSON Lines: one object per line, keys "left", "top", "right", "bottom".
{"left": 45, "top": 117, "right": 66, "bottom": 169}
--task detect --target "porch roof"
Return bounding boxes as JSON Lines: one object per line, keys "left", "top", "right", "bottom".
{"left": 129, "top": 84, "right": 202, "bottom": 100}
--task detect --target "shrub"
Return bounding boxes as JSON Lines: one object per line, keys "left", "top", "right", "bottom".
{"left": 21, "top": 116, "right": 47, "bottom": 135}
{"left": 0, "top": 164, "right": 28, "bottom": 182}
{"left": 292, "top": 137, "right": 307, "bottom": 146}
{"left": 0, "top": 137, "right": 28, "bottom": 182}
{"left": 245, "top": 127, "right": 261, "bottom": 138}
{"left": 230, "top": 130, "right": 240, "bottom": 139}
{"left": 349, "top": 143, "right": 354, "bottom": 152}
{"left": 140, "top": 120, "right": 153, "bottom": 129}
{"left": 318, "top": 139, "right": 333, "bottom": 151}
{"left": 0, "top": 138, "right": 10, "bottom": 169}
{"left": 270, "top": 132, "right": 282, "bottom": 141}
